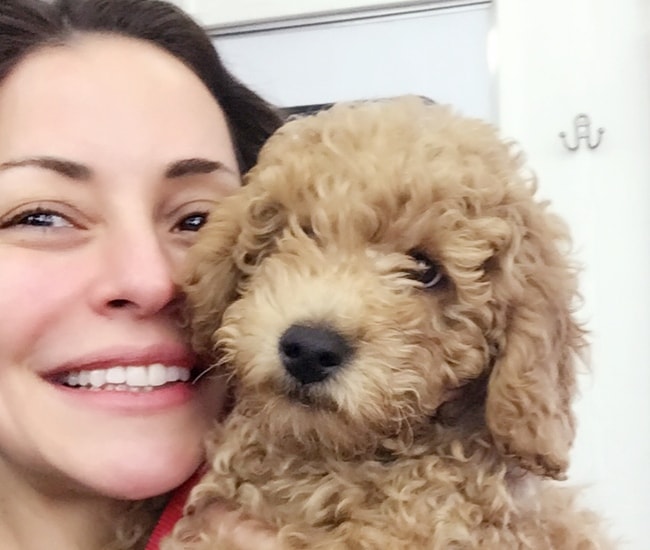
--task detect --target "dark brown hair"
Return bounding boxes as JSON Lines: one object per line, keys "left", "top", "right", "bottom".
{"left": 0, "top": 0, "right": 283, "bottom": 173}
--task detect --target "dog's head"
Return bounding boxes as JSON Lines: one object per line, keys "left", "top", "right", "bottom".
{"left": 184, "top": 96, "right": 585, "bottom": 479}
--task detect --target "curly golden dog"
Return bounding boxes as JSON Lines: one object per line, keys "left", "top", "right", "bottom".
{"left": 167, "top": 96, "right": 614, "bottom": 549}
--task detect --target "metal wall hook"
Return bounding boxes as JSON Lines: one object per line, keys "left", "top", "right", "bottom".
{"left": 559, "top": 114, "right": 605, "bottom": 151}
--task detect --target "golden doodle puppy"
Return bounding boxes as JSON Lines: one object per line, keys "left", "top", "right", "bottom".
{"left": 168, "top": 96, "right": 615, "bottom": 549}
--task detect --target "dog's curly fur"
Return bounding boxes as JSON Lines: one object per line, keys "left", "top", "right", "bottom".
{"left": 165, "top": 96, "right": 614, "bottom": 549}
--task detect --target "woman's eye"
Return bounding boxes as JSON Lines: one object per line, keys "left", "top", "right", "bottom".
{"left": 0, "top": 208, "right": 73, "bottom": 229}
{"left": 408, "top": 250, "right": 445, "bottom": 289}
{"left": 176, "top": 212, "right": 209, "bottom": 232}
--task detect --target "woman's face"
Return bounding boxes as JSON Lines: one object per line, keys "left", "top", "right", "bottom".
{"left": 0, "top": 35, "right": 239, "bottom": 499}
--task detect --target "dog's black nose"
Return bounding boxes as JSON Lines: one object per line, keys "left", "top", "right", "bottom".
{"left": 279, "top": 324, "right": 353, "bottom": 385}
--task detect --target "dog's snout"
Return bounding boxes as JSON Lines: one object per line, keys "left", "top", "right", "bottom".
{"left": 279, "top": 324, "right": 353, "bottom": 385}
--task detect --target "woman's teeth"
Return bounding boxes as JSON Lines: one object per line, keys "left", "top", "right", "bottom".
{"left": 62, "top": 364, "right": 191, "bottom": 390}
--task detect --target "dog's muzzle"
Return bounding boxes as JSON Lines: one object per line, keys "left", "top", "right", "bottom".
{"left": 278, "top": 323, "right": 353, "bottom": 385}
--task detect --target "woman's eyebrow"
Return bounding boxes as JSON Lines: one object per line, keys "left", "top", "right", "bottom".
{"left": 0, "top": 156, "right": 239, "bottom": 183}
{"left": 0, "top": 156, "right": 92, "bottom": 180}
{"left": 164, "top": 158, "right": 237, "bottom": 179}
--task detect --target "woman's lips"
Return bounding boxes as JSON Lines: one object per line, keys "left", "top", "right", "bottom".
{"left": 52, "top": 379, "right": 200, "bottom": 413}
{"left": 39, "top": 344, "right": 209, "bottom": 410}
{"left": 43, "top": 343, "right": 197, "bottom": 376}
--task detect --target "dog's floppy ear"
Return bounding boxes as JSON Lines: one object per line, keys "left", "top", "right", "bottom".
{"left": 485, "top": 205, "right": 586, "bottom": 480}
{"left": 183, "top": 192, "right": 247, "bottom": 357}
{"left": 183, "top": 187, "right": 287, "bottom": 357}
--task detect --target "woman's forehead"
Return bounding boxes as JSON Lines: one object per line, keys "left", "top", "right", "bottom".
{"left": 0, "top": 35, "right": 239, "bottom": 176}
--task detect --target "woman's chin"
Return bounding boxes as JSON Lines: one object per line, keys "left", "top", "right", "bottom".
{"left": 90, "top": 449, "right": 203, "bottom": 500}
{"left": 61, "top": 433, "right": 205, "bottom": 500}
{"left": 22, "top": 376, "right": 225, "bottom": 500}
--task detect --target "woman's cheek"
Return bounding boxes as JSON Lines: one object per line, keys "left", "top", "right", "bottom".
{"left": 0, "top": 249, "right": 92, "bottom": 361}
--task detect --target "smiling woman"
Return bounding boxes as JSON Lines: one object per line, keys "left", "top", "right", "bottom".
{"left": 0, "top": 1, "right": 282, "bottom": 549}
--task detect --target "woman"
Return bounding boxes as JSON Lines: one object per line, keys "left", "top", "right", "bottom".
{"left": 0, "top": 0, "right": 283, "bottom": 548}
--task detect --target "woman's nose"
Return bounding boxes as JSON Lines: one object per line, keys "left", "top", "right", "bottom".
{"left": 91, "top": 224, "right": 181, "bottom": 318}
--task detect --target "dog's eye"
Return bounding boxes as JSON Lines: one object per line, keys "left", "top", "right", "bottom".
{"left": 408, "top": 250, "right": 444, "bottom": 289}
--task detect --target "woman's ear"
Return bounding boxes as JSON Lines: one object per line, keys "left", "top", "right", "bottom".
{"left": 485, "top": 206, "right": 587, "bottom": 480}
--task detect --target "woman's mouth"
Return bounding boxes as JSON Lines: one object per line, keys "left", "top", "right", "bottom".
{"left": 53, "top": 364, "right": 194, "bottom": 392}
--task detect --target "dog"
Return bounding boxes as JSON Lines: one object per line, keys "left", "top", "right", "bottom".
{"left": 167, "top": 96, "right": 615, "bottom": 549}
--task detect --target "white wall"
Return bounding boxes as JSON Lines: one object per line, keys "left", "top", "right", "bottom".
{"left": 496, "top": 2, "right": 650, "bottom": 547}
{"left": 212, "top": 4, "right": 493, "bottom": 120}
{"left": 172, "top": 0, "right": 650, "bottom": 547}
